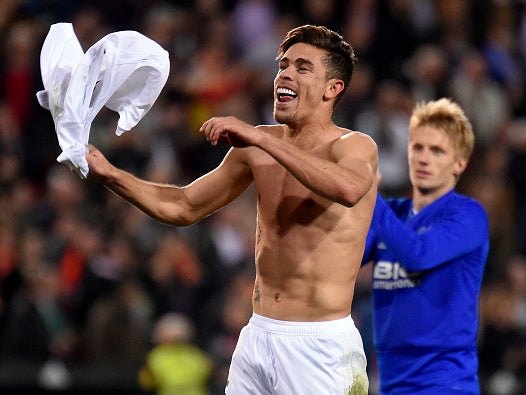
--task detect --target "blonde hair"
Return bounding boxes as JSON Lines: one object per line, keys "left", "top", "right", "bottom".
{"left": 409, "top": 98, "right": 475, "bottom": 160}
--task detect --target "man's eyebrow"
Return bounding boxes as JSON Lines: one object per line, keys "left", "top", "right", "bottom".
{"left": 279, "top": 56, "right": 314, "bottom": 66}
{"left": 296, "top": 57, "right": 314, "bottom": 66}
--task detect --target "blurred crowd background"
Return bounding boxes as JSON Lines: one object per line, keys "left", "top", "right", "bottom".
{"left": 1, "top": 0, "right": 526, "bottom": 394}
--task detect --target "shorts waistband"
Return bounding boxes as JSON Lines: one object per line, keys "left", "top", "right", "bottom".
{"left": 248, "top": 313, "right": 355, "bottom": 335}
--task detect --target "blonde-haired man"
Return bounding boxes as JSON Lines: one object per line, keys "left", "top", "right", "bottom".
{"left": 362, "top": 98, "right": 489, "bottom": 394}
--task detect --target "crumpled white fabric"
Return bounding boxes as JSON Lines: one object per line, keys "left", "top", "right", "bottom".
{"left": 37, "top": 23, "right": 170, "bottom": 179}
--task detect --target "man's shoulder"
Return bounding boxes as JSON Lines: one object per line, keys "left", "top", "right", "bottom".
{"left": 334, "top": 127, "right": 377, "bottom": 149}
{"left": 444, "top": 191, "right": 486, "bottom": 210}
{"left": 421, "top": 191, "right": 488, "bottom": 228}
{"left": 338, "top": 128, "right": 378, "bottom": 150}
{"left": 339, "top": 127, "right": 374, "bottom": 139}
{"left": 448, "top": 192, "right": 488, "bottom": 217}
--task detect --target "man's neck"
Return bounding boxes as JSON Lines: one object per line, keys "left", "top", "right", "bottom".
{"left": 412, "top": 187, "right": 453, "bottom": 212}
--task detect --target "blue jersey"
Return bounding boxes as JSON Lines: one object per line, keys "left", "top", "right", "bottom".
{"left": 362, "top": 190, "right": 489, "bottom": 395}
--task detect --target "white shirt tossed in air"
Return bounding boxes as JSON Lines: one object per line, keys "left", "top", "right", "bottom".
{"left": 37, "top": 22, "right": 170, "bottom": 179}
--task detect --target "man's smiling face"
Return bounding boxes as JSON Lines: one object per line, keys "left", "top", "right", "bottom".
{"left": 273, "top": 43, "right": 330, "bottom": 126}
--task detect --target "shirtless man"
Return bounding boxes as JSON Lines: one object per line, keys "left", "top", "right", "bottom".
{"left": 85, "top": 25, "right": 378, "bottom": 395}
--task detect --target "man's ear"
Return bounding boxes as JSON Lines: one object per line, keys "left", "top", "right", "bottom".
{"left": 453, "top": 157, "right": 468, "bottom": 177}
{"left": 324, "top": 79, "right": 345, "bottom": 100}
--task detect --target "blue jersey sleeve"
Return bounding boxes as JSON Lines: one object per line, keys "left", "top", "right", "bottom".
{"left": 372, "top": 192, "right": 489, "bottom": 272}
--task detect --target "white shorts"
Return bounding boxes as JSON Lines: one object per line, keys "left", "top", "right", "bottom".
{"left": 225, "top": 313, "right": 368, "bottom": 395}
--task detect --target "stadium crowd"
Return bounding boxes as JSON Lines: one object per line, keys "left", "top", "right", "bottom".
{"left": 0, "top": 0, "right": 525, "bottom": 394}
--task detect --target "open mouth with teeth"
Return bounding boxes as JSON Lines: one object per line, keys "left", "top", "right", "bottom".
{"left": 276, "top": 87, "right": 297, "bottom": 102}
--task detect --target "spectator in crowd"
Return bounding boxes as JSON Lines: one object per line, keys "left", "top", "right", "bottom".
{"left": 139, "top": 312, "right": 212, "bottom": 395}
{"left": 479, "top": 254, "right": 526, "bottom": 395}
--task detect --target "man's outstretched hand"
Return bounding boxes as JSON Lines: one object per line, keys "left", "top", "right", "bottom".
{"left": 85, "top": 144, "right": 113, "bottom": 183}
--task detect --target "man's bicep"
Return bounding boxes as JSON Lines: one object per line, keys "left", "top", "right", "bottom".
{"left": 183, "top": 148, "right": 253, "bottom": 218}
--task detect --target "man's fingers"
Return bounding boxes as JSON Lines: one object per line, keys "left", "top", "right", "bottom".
{"left": 204, "top": 120, "right": 224, "bottom": 146}
{"left": 87, "top": 144, "right": 97, "bottom": 154}
{"left": 200, "top": 117, "right": 235, "bottom": 146}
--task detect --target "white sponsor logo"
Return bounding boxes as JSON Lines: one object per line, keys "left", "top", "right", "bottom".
{"left": 373, "top": 261, "right": 420, "bottom": 289}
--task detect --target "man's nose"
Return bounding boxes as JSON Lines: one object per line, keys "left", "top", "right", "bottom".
{"left": 417, "top": 149, "right": 431, "bottom": 163}
{"left": 278, "top": 66, "right": 293, "bottom": 80}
